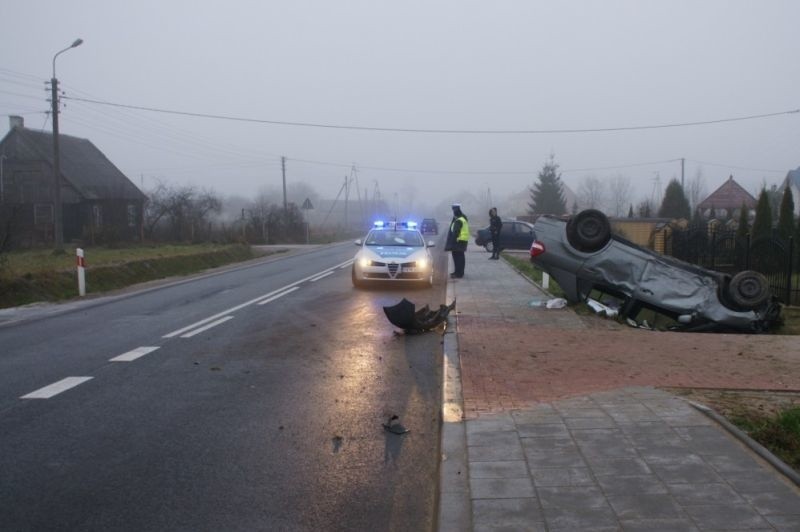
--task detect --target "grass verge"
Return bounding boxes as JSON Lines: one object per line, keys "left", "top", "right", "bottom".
{"left": 0, "top": 244, "right": 279, "bottom": 309}
{"left": 501, "top": 252, "right": 566, "bottom": 299}
{"left": 733, "top": 407, "right": 800, "bottom": 472}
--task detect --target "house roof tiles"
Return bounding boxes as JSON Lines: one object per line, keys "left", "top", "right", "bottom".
{"left": 696, "top": 175, "right": 756, "bottom": 211}
{"left": 1, "top": 126, "right": 146, "bottom": 202}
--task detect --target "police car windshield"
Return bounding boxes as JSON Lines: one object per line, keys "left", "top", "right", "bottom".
{"left": 365, "top": 230, "right": 424, "bottom": 247}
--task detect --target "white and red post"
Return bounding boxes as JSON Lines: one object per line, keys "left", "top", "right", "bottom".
{"left": 76, "top": 248, "right": 86, "bottom": 296}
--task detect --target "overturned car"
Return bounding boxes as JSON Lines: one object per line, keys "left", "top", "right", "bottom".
{"left": 529, "top": 209, "right": 781, "bottom": 332}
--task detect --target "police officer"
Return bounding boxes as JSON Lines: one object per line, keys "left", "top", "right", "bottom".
{"left": 488, "top": 207, "right": 503, "bottom": 259}
{"left": 445, "top": 203, "right": 470, "bottom": 278}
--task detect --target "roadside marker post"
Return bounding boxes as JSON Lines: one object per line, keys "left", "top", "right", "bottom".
{"left": 76, "top": 248, "right": 86, "bottom": 296}
{"left": 542, "top": 272, "right": 550, "bottom": 290}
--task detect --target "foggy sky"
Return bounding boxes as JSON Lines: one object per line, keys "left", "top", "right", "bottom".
{"left": 1, "top": 0, "right": 798, "bottom": 216}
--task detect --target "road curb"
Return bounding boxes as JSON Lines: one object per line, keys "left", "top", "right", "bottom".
{"left": 689, "top": 400, "right": 800, "bottom": 487}
{"left": 438, "top": 255, "right": 472, "bottom": 532}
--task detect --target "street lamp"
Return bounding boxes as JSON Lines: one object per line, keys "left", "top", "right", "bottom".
{"left": 51, "top": 38, "right": 83, "bottom": 252}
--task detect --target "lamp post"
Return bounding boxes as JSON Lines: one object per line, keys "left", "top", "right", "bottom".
{"left": 51, "top": 38, "right": 83, "bottom": 252}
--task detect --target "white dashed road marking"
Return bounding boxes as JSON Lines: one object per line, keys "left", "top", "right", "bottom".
{"left": 110, "top": 346, "right": 160, "bottom": 362}
{"left": 180, "top": 316, "right": 234, "bottom": 338}
{"left": 310, "top": 271, "right": 334, "bottom": 282}
{"left": 163, "top": 259, "right": 352, "bottom": 338}
{"left": 256, "top": 286, "right": 299, "bottom": 306}
{"left": 21, "top": 377, "right": 94, "bottom": 399}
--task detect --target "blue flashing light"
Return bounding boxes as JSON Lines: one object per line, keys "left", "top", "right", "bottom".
{"left": 406, "top": 221, "right": 418, "bottom": 229}
{"left": 373, "top": 220, "right": 385, "bottom": 228}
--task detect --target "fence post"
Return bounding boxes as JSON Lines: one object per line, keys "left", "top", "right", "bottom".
{"left": 710, "top": 229, "right": 716, "bottom": 270}
{"left": 788, "top": 237, "right": 794, "bottom": 305}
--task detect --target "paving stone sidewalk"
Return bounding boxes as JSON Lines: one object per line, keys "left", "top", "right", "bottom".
{"left": 441, "top": 247, "right": 800, "bottom": 532}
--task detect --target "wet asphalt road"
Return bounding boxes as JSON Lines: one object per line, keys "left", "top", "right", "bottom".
{"left": 0, "top": 240, "right": 449, "bottom": 531}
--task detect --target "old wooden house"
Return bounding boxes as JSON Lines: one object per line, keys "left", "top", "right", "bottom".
{"left": 0, "top": 116, "right": 146, "bottom": 247}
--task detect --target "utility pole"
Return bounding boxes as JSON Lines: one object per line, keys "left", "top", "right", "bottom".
{"left": 681, "top": 158, "right": 685, "bottom": 190}
{"left": 50, "top": 76, "right": 64, "bottom": 251}
{"left": 343, "top": 175, "right": 349, "bottom": 229}
{"left": 50, "top": 38, "right": 83, "bottom": 253}
{"left": 281, "top": 156, "right": 287, "bottom": 211}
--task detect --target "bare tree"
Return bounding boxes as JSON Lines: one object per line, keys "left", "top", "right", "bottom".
{"left": 144, "top": 181, "right": 222, "bottom": 241}
{"left": 608, "top": 174, "right": 632, "bottom": 217}
{"left": 577, "top": 175, "right": 605, "bottom": 211}
{"left": 687, "top": 167, "right": 707, "bottom": 212}
{"left": 637, "top": 198, "right": 655, "bottom": 218}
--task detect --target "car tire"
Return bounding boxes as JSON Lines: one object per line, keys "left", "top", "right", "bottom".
{"left": 566, "top": 209, "right": 611, "bottom": 252}
{"left": 483, "top": 241, "right": 494, "bottom": 253}
{"left": 728, "top": 270, "right": 770, "bottom": 310}
{"left": 351, "top": 267, "right": 364, "bottom": 288}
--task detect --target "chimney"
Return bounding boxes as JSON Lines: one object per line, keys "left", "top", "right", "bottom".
{"left": 9, "top": 115, "right": 24, "bottom": 130}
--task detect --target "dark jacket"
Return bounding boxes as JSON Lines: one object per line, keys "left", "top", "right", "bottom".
{"left": 489, "top": 214, "right": 503, "bottom": 235}
{"left": 445, "top": 209, "right": 469, "bottom": 252}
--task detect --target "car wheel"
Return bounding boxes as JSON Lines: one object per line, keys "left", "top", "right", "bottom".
{"left": 351, "top": 267, "right": 364, "bottom": 288}
{"left": 484, "top": 241, "right": 494, "bottom": 253}
{"left": 728, "top": 270, "right": 770, "bottom": 310}
{"left": 566, "top": 209, "right": 611, "bottom": 252}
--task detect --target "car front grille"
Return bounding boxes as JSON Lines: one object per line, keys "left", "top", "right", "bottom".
{"left": 388, "top": 263, "right": 399, "bottom": 276}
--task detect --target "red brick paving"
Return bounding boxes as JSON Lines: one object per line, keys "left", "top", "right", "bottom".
{"left": 458, "top": 315, "right": 800, "bottom": 419}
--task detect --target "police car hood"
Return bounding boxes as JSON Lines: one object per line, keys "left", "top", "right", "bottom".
{"left": 363, "top": 246, "right": 422, "bottom": 260}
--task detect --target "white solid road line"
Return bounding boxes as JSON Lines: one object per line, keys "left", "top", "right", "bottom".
{"left": 256, "top": 286, "right": 300, "bottom": 306}
{"left": 310, "top": 271, "right": 334, "bottom": 282}
{"left": 339, "top": 260, "right": 354, "bottom": 269}
{"left": 180, "top": 316, "right": 234, "bottom": 338}
{"left": 110, "top": 346, "right": 160, "bottom": 362}
{"left": 163, "top": 258, "right": 353, "bottom": 338}
{"left": 21, "top": 376, "right": 94, "bottom": 399}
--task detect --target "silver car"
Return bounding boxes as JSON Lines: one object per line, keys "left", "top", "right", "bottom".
{"left": 529, "top": 209, "right": 780, "bottom": 332}
{"left": 352, "top": 222, "right": 435, "bottom": 287}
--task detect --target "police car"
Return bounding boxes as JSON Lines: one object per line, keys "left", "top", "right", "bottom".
{"left": 352, "top": 221, "right": 435, "bottom": 287}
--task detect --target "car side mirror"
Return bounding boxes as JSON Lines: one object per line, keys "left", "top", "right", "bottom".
{"left": 427, "top": 241, "right": 436, "bottom": 248}
{"left": 354, "top": 239, "right": 362, "bottom": 246}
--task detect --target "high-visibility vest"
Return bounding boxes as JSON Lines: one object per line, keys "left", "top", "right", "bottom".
{"left": 451, "top": 216, "right": 469, "bottom": 242}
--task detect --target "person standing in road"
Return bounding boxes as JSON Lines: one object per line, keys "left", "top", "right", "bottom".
{"left": 445, "top": 203, "right": 470, "bottom": 278}
{"left": 488, "top": 207, "right": 503, "bottom": 260}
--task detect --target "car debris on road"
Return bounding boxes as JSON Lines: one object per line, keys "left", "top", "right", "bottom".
{"left": 383, "top": 298, "right": 456, "bottom": 333}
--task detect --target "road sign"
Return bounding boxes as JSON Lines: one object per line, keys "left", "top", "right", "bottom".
{"left": 302, "top": 198, "right": 314, "bottom": 210}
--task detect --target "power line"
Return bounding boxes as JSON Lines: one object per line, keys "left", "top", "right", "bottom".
{"left": 684, "top": 159, "right": 786, "bottom": 174}
{"left": 62, "top": 94, "right": 800, "bottom": 135}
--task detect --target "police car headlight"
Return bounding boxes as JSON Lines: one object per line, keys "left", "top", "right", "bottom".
{"left": 416, "top": 258, "right": 428, "bottom": 269}
{"left": 360, "top": 258, "right": 372, "bottom": 268}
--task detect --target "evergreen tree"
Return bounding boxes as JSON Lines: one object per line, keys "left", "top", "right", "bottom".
{"left": 528, "top": 154, "right": 566, "bottom": 215}
{"left": 736, "top": 201, "right": 750, "bottom": 240}
{"left": 751, "top": 188, "right": 773, "bottom": 239}
{"left": 778, "top": 186, "right": 795, "bottom": 239}
{"left": 628, "top": 204, "right": 634, "bottom": 218}
{"left": 657, "top": 179, "right": 691, "bottom": 220}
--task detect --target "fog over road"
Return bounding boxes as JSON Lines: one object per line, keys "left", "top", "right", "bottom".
{"left": 0, "top": 241, "right": 449, "bottom": 531}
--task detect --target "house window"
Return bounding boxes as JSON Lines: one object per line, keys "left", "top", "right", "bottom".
{"left": 34, "top": 203, "right": 54, "bottom": 225}
{"left": 92, "top": 205, "right": 103, "bottom": 227}
{"left": 127, "top": 204, "right": 137, "bottom": 228}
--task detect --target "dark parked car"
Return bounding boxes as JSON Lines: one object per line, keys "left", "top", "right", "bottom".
{"left": 420, "top": 218, "right": 438, "bottom": 235}
{"left": 475, "top": 220, "right": 536, "bottom": 252}
{"left": 529, "top": 209, "right": 780, "bottom": 332}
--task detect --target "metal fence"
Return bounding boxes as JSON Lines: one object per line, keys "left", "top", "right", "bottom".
{"left": 663, "top": 225, "right": 799, "bottom": 306}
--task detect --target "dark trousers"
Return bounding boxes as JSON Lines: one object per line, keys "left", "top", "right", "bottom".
{"left": 452, "top": 251, "right": 465, "bottom": 277}
{"left": 491, "top": 234, "right": 500, "bottom": 257}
